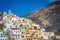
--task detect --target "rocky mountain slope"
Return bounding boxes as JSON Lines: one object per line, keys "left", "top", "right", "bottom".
{"left": 24, "top": 1, "right": 60, "bottom": 35}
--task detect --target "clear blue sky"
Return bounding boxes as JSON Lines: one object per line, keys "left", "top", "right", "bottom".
{"left": 0, "top": 0, "right": 57, "bottom": 17}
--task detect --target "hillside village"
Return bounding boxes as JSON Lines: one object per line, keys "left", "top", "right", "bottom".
{"left": 0, "top": 10, "right": 55, "bottom": 40}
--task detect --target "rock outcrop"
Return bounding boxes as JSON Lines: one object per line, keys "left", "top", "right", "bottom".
{"left": 24, "top": 1, "right": 60, "bottom": 35}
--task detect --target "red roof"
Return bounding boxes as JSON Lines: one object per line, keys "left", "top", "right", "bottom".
{"left": 12, "top": 14, "right": 16, "bottom": 18}
{"left": 12, "top": 28, "right": 20, "bottom": 30}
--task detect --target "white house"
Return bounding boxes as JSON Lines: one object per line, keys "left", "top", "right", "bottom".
{"left": 14, "top": 38, "right": 26, "bottom": 40}
{"left": 0, "top": 30, "right": 3, "bottom": 36}
{"left": 40, "top": 28, "right": 45, "bottom": 32}
{"left": 4, "top": 23, "right": 11, "bottom": 30}
{"left": 11, "top": 14, "right": 17, "bottom": 23}
{"left": 42, "top": 32, "right": 48, "bottom": 40}
{"left": 22, "top": 18, "right": 29, "bottom": 24}
{"left": 0, "top": 36, "right": 8, "bottom": 40}
{"left": 49, "top": 32, "right": 54, "bottom": 37}
{"left": 0, "top": 30, "right": 8, "bottom": 40}
{"left": 11, "top": 28, "right": 21, "bottom": 38}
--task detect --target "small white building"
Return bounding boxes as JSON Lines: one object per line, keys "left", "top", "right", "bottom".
{"left": 8, "top": 28, "right": 20, "bottom": 39}
{"left": 22, "top": 18, "right": 29, "bottom": 24}
{"left": 0, "top": 30, "right": 3, "bottom": 36}
{"left": 43, "top": 32, "right": 48, "bottom": 40}
{"left": 11, "top": 28, "right": 21, "bottom": 38}
{"left": 14, "top": 38, "right": 26, "bottom": 40}
{"left": 0, "top": 36, "right": 8, "bottom": 40}
{"left": 4, "top": 23, "right": 11, "bottom": 31}
{"left": 40, "top": 28, "right": 45, "bottom": 32}
{"left": 0, "top": 30, "right": 8, "bottom": 40}
{"left": 11, "top": 14, "right": 17, "bottom": 23}
{"left": 48, "top": 32, "right": 54, "bottom": 37}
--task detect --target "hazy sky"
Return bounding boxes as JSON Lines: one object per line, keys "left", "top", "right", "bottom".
{"left": 0, "top": 0, "right": 57, "bottom": 17}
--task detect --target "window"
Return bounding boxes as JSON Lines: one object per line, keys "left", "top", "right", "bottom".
{"left": 14, "top": 31, "right": 15, "bottom": 32}
{"left": 21, "top": 35, "right": 24, "bottom": 37}
{"left": 22, "top": 32, "right": 23, "bottom": 34}
{"left": 16, "top": 35, "right": 17, "bottom": 38}
{"left": 15, "top": 25, "right": 17, "bottom": 28}
{"left": 18, "top": 35, "right": 20, "bottom": 37}
{"left": 23, "top": 19, "right": 27, "bottom": 23}
{"left": 18, "top": 31, "right": 20, "bottom": 33}
{"left": 10, "top": 25, "right": 12, "bottom": 28}
{"left": 1, "top": 34, "right": 2, "bottom": 36}
{"left": 4, "top": 25, "right": 6, "bottom": 28}
{"left": 5, "top": 39, "right": 8, "bottom": 40}
{"left": 14, "top": 23, "right": 15, "bottom": 25}
{"left": 12, "top": 20, "right": 13, "bottom": 23}
{"left": 16, "top": 31, "right": 17, "bottom": 33}
{"left": 20, "top": 24, "right": 22, "bottom": 27}
{"left": 3, "top": 39, "right": 4, "bottom": 40}
{"left": 23, "top": 19, "right": 25, "bottom": 22}
{"left": 1, "top": 39, "right": 2, "bottom": 40}
{"left": 12, "top": 20, "right": 16, "bottom": 23}
{"left": 34, "top": 27, "right": 37, "bottom": 30}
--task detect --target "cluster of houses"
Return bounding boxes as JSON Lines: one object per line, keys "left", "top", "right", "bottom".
{"left": 0, "top": 10, "right": 54, "bottom": 40}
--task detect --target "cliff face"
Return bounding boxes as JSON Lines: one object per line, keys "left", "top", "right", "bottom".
{"left": 24, "top": 1, "right": 60, "bottom": 35}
